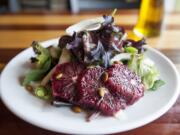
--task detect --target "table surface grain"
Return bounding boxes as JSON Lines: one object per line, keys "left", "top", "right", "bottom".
{"left": 0, "top": 10, "right": 180, "bottom": 135}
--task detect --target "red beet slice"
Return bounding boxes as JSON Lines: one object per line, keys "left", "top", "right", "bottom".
{"left": 106, "top": 64, "right": 144, "bottom": 105}
{"left": 77, "top": 67, "right": 123, "bottom": 116}
{"left": 51, "top": 62, "right": 85, "bottom": 103}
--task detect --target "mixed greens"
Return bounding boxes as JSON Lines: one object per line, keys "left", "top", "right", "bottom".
{"left": 22, "top": 13, "right": 164, "bottom": 101}
{"left": 23, "top": 42, "right": 61, "bottom": 99}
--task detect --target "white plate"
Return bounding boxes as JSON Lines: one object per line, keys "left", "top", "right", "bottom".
{"left": 0, "top": 38, "right": 180, "bottom": 135}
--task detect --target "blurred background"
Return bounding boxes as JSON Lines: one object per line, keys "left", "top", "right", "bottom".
{"left": 0, "top": 0, "right": 180, "bottom": 49}
{"left": 0, "top": 0, "right": 179, "bottom": 13}
{"left": 0, "top": 0, "right": 179, "bottom": 47}
{"left": 0, "top": 0, "right": 180, "bottom": 53}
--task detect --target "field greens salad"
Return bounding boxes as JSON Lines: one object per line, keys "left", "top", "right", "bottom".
{"left": 22, "top": 12, "right": 165, "bottom": 101}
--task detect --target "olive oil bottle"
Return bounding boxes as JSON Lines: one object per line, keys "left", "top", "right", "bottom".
{"left": 134, "top": 0, "right": 164, "bottom": 37}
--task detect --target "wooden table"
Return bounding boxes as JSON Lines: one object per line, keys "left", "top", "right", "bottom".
{"left": 0, "top": 10, "right": 180, "bottom": 135}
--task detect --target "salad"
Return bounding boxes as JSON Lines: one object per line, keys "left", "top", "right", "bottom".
{"left": 22, "top": 12, "right": 165, "bottom": 121}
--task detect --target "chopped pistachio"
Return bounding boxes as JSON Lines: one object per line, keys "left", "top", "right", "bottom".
{"left": 101, "top": 72, "right": 108, "bottom": 82}
{"left": 25, "top": 85, "right": 33, "bottom": 92}
{"left": 113, "top": 61, "right": 123, "bottom": 65}
{"left": 98, "top": 87, "right": 106, "bottom": 98}
{"left": 72, "top": 106, "right": 82, "bottom": 113}
{"left": 56, "top": 73, "right": 63, "bottom": 80}
{"left": 87, "top": 65, "right": 95, "bottom": 69}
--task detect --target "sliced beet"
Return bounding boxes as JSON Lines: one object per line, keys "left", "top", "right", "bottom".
{"left": 77, "top": 67, "right": 122, "bottom": 116}
{"left": 51, "top": 62, "right": 85, "bottom": 103}
{"left": 77, "top": 67, "right": 105, "bottom": 108}
{"left": 106, "top": 64, "right": 144, "bottom": 105}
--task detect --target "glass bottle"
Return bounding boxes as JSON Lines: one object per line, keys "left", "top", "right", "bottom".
{"left": 133, "top": 0, "right": 164, "bottom": 37}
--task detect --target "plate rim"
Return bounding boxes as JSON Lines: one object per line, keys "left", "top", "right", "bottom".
{"left": 0, "top": 38, "right": 180, "bottom": 134}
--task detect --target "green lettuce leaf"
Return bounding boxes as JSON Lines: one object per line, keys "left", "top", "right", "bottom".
{"left": 141, "top": 66, "right": 159, "bottom": 89}
{"left": 149, "top": 80, "right": 165, "bottom": 91}
{"left": 128, "top": 53, "right": 164, "bottom": 90}
{"left": 128, "top": 53, "right": 144, "bottom": 75}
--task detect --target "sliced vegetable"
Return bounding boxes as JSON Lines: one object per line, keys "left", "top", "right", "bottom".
{"left": 52, "top": 100, "right": 72, "bottom": 107}
{"left": 31, "top": 41, "right": 50, "bottom": 67}
{"left": 59, "top": 48, "right": 72, "bottom": 64}
{"left": 48, "top": 46, "right": 61, "bottom": 59}
{"left": 40, "top": 67, "right": 55, "bottom": 86}
{"left": 34, "top": 86, "right": 52, "bottom": 100}
{"left": 65, "top": 17, "right": 104, "bottom": 35}
{"left": 22, "top": 59, "right": 51, "bottom": 86}
{"left": 86, "top": 111, "right": 101, "bottom": 122}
